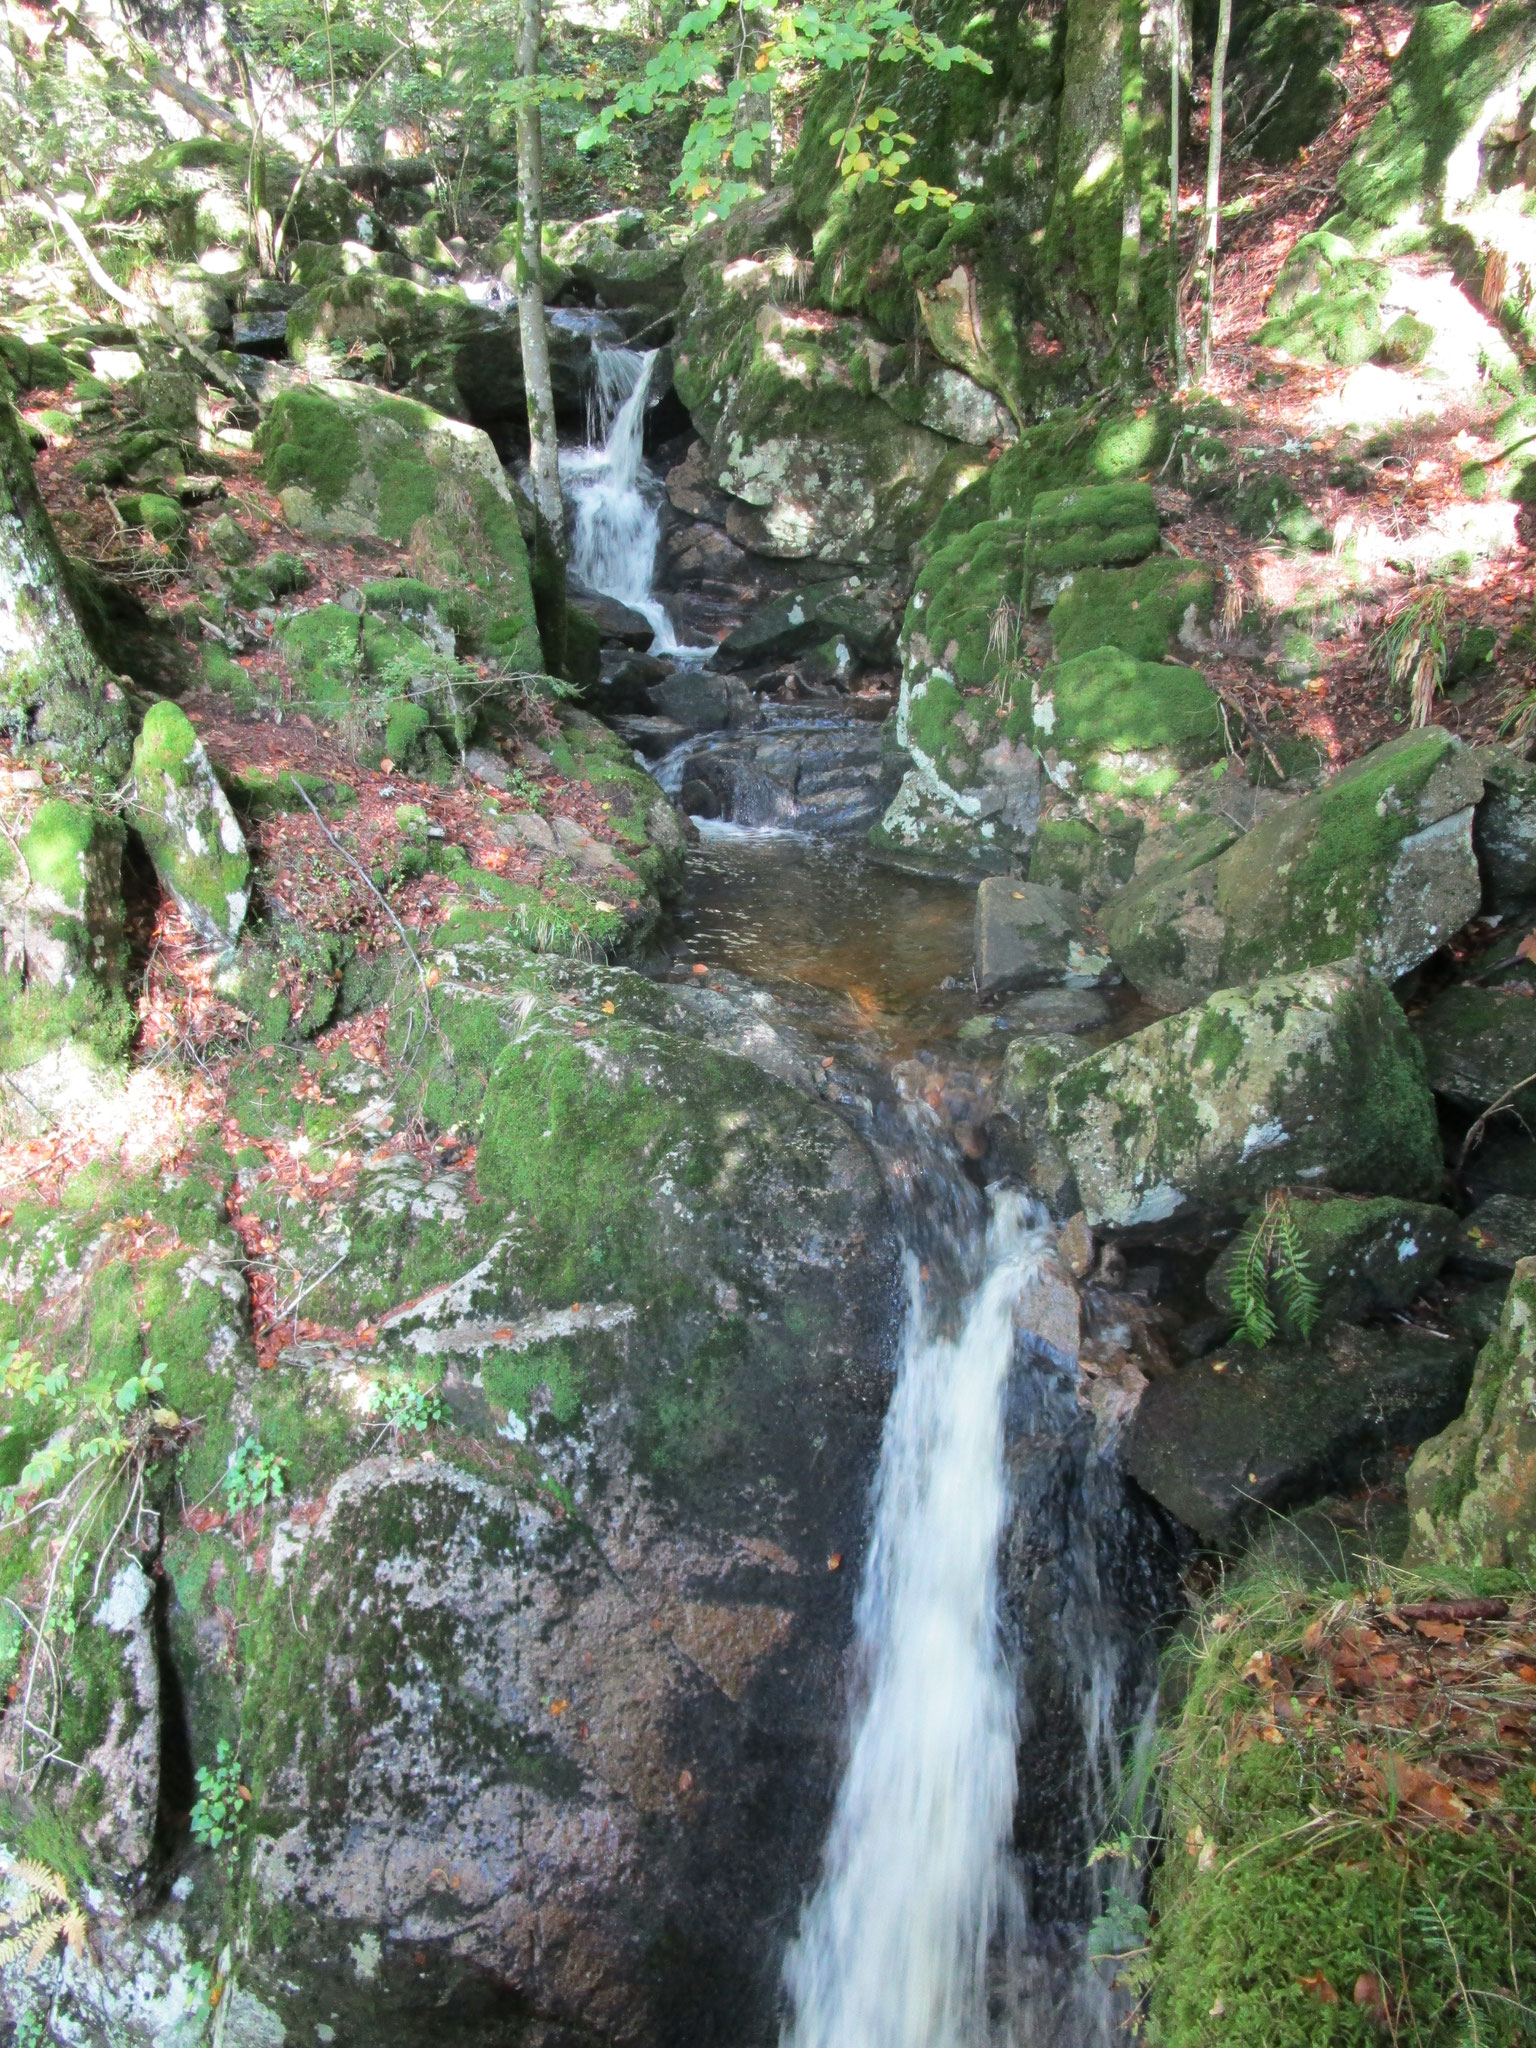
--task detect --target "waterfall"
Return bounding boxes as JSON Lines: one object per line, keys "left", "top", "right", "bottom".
{"left": 782, "top": 1190, "right": 1054, "bottom": 2048}
{"left": 560, "top": 344, "right": 703, "bottom": 658}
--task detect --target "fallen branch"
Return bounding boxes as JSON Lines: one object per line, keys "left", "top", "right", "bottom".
{"left": 1457, "top": 1068, "right": 1536, "bottom": 1167}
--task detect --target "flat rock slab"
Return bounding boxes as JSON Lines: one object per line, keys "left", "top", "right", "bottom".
{"left": 1000, "top": 986, "right": 1114, "bottom": 1035}
{"left": 1122, "top": 1323, "right": 1476, "bottom": 1543}
{"left": 1453, "top": 1195, "right": 1536, "bottom": 1276}
{"left": 974, "top": 879, "right": 1118, "bottom": 998}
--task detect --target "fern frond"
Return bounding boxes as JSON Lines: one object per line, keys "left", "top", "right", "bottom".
{"left": 13, "top": 1861, "right": 69, "bottom": 1907}
{"left": 25, "top": 1911, "right": 67, "bottom": 1972}
{"left": 0, "top": 1927, "right": 35, "bottom": 1968}
{"left": 60, "top": 1907, "right": 87, "bottom": 1956}
{"left": 1275, "top": 1206, "right": 1320, "bottom": 1339}
{"left": 1229, "top": 1209, "right": 1278, "bottom": 1347}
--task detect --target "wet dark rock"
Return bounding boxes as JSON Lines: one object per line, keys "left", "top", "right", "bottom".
{"left": 999, "top": 987, "right": 1114, "bottom": 1036}
{"left": 1475, "top": 745, "right": 1536, "bottom": 913}
{"left": 1204, "top": 1195, "right": 1456, "bottom": 1332}
{"left": 568, "top": 580, "right": 654, "bottom": 648}
{"left": 1452, "top": 1195, "right": 1536, "bottom": 1276}
{"left": 676, "top": 713, "right": 896, "bottom": 833}
{"left": 715, "top": 584, "right": 897, "bottom": 670}
{"left": 610, "top": 713, "right": 693, "bottom": 757}
{"left": 647, "top": 670, "right": 755, "bottom": 733}
{"left": 1415, "top": 983, "right": 1536, "bottom": 1115}
{"left": 974, "top": 880, "right": 1119, "bottom": 999}
{"left": 1122, "top": 1324, "right": 1477, "bottom": 1544}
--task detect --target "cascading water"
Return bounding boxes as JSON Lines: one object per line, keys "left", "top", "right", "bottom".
{"left": 560, "top": 344, "right": 706, "bottom": 657}
{"left": 781, "top": 1190, "right": 1051, "bottom": 2048}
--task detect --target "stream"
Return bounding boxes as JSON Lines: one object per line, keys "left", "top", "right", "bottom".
{"left": 558, "top": 346, "right": 1178, "bottom": 2048}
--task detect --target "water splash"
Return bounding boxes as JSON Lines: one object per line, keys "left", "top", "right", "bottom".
{"left": 560, "top": 345, "right": 708, "bottom": 658}
{"left": 781, "top": 1190, "right": 1054, "bottom": 2048}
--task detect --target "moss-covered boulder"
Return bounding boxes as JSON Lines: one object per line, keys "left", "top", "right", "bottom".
{"left": 1023, "top": 647, "right": 1224, "bottom": 799}
{"left": 1234, "top": 5, "right": 1349, "bottom": 165}
{"left": 1027, "top": 810, "right": 1143, "bottom": 905}
{"left": 1124, "top": 1322, "right": 1475, "bottom": 1543}
{"left": 1407, "top": 1256, "right": 1536, "bottom": 1569}
{"left": 1025, "top": 482, "right": 1160, "bottom": 609}
{"left": 258, "top": 385, "right": 542, "bottom": 672}
{"left": 285, "top": 272, "right": 525, "bottom": 425}
{"left": 1106, "top": 730, "right": 1485, "bottom": 1010}
{"left": 1046, "top": 964, "right": 1442, "bottom": 1228}
{"left": 1205, "top": 1194, "right": 1456, "bottom": 1337}
{"left": 0, "top": 798, "right": 132, "bottom": 1079}
{"left": 1255, "top": 230, "right": 1389, "bottom": 366}
{"left": 1049, "top": 557, "right": 1215, "bottom": 663}
{"left": 131, "top": 701, "right": 250, "bottom": 950}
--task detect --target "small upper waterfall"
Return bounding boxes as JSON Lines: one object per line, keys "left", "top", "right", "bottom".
{"left": 560, "top": 344, "right": 702, "bottom": 657}
{"left": 781, "top": 1191, "right": 1051, "bottom": 2048}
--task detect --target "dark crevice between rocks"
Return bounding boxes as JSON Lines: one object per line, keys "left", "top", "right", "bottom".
{"left": 150, "top": 1562, "right": 195, "bottom": 1864}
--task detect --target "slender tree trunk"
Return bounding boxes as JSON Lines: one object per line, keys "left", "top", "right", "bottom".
{"left": 1115, "top": 0, "right": 1145, "bottom": 365}
{"left": 515, "top": 0, "right": 563, "bottom": 550}
{"left": 1198, "top": 0, "right": 1232, "bottom": 380}
{"left": 0, "top": 404, "right": 133, "bottom": 777}
{"left": 1170, "top": 0, "right": 1187, "bottom": 383}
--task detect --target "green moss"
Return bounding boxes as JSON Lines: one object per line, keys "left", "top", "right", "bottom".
{"left": 1026, "top": 481, "right": 1161, "bottom": 586}
{"left": 1050, "top": 558, "right": 1215, "bottom": 662}
{"left": 1028, "top": 648, "right": 1223, "bottom": 769}
{"left": 1149, "top": 1557, "right": 1536, "bottom": 2048}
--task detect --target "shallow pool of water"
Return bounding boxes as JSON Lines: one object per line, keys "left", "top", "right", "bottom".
{"left": 668, "top": 826, "right": 979, "bottom": 1056}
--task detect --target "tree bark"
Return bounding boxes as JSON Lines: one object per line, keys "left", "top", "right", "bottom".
{"left": 515, "top": 0, "right": 564, "bottom": 553}
{"left": 1115, "top": 0, "right": 1145, "bottom": 365}
{"left": 1170, "top": 0, "right": 1187, "bottom": 382}
{"left": 1198, "top": 0, "right": 1232, "bottom": 380}
{"left": 0, "top": 403, "right": 133, "bottom": 777}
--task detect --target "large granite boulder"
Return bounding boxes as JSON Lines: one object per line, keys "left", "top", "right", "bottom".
{"left": 285, "top": 272, "right": 525, "bottom": 426}
{"left": 1106, "top": 730, "right": 1484, "bottom": 1011}
{"left": 1022, "top": 647, "right": 1225, "bottom": 800}
{"left": 1044, "top": 964, "right": 1442, "bottom": 1228}
{"left": 1407, "top": 1256, "right": 1536, "bottom": 1571}
{"left": 258, "top": 384, "right": 543, "bottom": 672}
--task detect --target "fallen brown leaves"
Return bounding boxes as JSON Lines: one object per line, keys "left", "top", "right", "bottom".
{"left": 1236, "top": 1593, "right": 1536, "bottom": 1837}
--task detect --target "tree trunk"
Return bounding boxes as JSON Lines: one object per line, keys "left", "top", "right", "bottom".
{"left": 1170, "top": 0, "right": 1187, "bottom": 382}
{"left": 0, "top": 404, "right": 133, "bottom": 778}
{"left": 1115, "top": 0, "right": 1145, "bottom": 365}
{"left": 515, "top": 0, "right": 564, "bottom": 553}
{"left": 1198, "top": 0, "right": 1233, "bottom": 380}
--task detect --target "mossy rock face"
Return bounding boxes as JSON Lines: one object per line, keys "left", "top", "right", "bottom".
{"left": 1027, "top": 812, "right": 1143, "bottom": 904}
{"left": 131, "top": 700, "right": 250, "bottom": 949}
{"left": 1124, "top": 1321, "right": 1475, "bottom": 1543}
{"left": 1236, "top": 5, "right": 1349, "bottom": 165}
{"left": 1206, "top": 1194, "right": 1457, "bottom": 1336}
{"left": 1025, "top": 482, "right": 1160, "bottom": 608}
{"left": 1049, "top": 558, "right": 1215, "bottom": 663}
{"left": 1, "top": 798, "right": 126, "bottom": 996}
{"left": 1407, "top": 1255, "right": 1536, "bottom": 1569}
{"left": 1046, "top": 963, "right": 1442, "bottom": 1228}
{"left": 1338, "top": 2, "right": 1536, "bottom": 235}
{"left": 1415, "top": 983, "right": 1536, "bottom": 1117}
{"left": 258, "top": 385, "right": 542, "bottom": 674}
{"left": 116, "top": 490, "right": 188, "bottom": 549}
{"left": 1024, "top": 647, "right": 1224, "bottom": 800}
{"left": 705, "top": 303, "right": 974, "bottom": 564}
{"left": 877, "top": 516, "right": 1040, "bottom": 866}
{"left": 1106, "top": 730, "right": 1485, "bottom": 1010}
{"left": 285, "top": 272, "right": 525, "bottom": 425}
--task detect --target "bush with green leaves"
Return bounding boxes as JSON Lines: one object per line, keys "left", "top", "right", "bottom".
{"left": 221, "top": 1438, "right": 287, "bottom": 1515}
{"left": 190, "top": 1740, "right": 250, "bottom": 1858}
{"left": 362, "top": 1373, "right": 450, "bottom": 1440}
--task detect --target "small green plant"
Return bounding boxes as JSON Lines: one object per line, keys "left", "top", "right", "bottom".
{"left": 1227, "top": 1192, "right": 1320, "bottom": 1347}
{"left": 221, "top": 1438, "right": 287, "bottom": 1515}
{"left": 361, "top": 1374, "right": 449, "bottom": 1440}
{"left": 190, "top": 1740, "right": 250, "bottom": 1858}
{"left": 1378, "top": 587, "right": 1449, "bottom": 728}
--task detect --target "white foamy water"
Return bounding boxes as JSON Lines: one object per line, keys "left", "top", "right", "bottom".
{"left": 782, "top": 1190, "right": 1054, "bottom": 2048}
{"left": 559, "top": 345, "right": 708, "bottom": 658}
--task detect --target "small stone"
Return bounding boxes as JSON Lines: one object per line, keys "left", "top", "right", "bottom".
{"left": 1058, "top": 1212, "right": 1095, "bottom": 1279}
{"left": 206, "top": 512, "right": 255, "bottom": 565}
{"left": 1452, "top": 1195, "right": 1536, "bottom": 1276}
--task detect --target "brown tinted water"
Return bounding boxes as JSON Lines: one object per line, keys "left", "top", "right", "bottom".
{"left": 667, "top": 825, "right": 980, "bottom": 1057}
